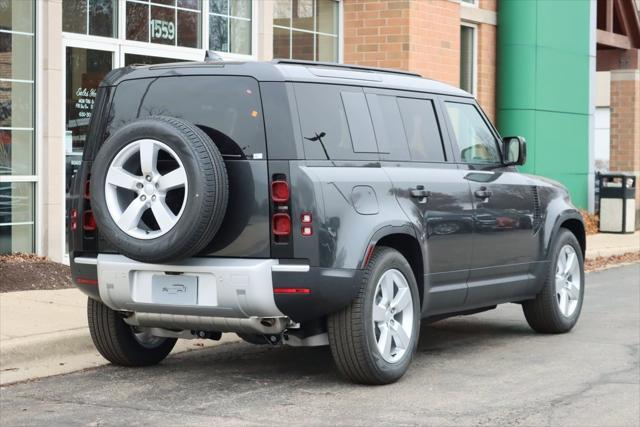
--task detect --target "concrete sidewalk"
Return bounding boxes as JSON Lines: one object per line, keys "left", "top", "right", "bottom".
{"left": 1, "top": 231, "right": 637, "bottom": 385}
{"left": 0, "top": 289, "right": 239, "bottom": 385}
{"left": 586, "top": 231, "right": 640, "bottom": 259}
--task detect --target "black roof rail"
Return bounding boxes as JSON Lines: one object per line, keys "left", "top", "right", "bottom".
{"left": 272, "top": 59, "right": 422, "bottom": 78}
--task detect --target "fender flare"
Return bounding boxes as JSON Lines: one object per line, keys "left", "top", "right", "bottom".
{"left": 546, "top": 209, "right": 585, "bottom": 258}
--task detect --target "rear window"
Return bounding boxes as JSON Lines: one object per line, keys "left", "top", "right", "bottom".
{"left": 106, "top": 76, "right": 266, "bottom": 159}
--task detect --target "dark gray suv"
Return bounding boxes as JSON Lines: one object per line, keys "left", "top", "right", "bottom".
{"left": 68, "top": 60, "right": 586, "bottom": 385}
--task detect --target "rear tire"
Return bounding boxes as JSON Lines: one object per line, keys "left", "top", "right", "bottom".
{"left": 522, "top": 229, "right": 585, "bottom": 333}
{"left": 328, "top": 247, "right": 420, "bottom": 385}
{"left": 87, "top": 298, "right": 176, "bottom": 366}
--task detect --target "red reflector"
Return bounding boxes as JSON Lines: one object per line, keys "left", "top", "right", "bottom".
{"left": 272, "top": 213, "right": 291, "bottom": 236}
{"left": 271, "top": 180, "right": 290, "bottom": 202}
{"left": 363, "top": 244, "right": 376, "bottom": 268}
{"left": 273, "top": 288, "right": 311, "bottom": 294}
{"left": 70, "top": 208, "right": 78, "bottom": 231}
{"left": 301, "top": 212, "right": 312, "bottom": 224}
{"left": 83, "top": 210, "right": 97, "bottom": 231}
{"left": 301, "top": 226, "right": 313, "bottom": 236}
{"left": 76, "top": 277, "right": 98, "bottom": 285}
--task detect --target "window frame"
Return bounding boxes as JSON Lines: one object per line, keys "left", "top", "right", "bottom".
{"left": 0, "top": 0, "right": 38, "bottom": 254}
{"left": 273, "top": 0, "right": 340, "bottom": 62}
{"left": 439, "top": 96, "right": 504, "bottom": 166}
{"left": 61, "top": 0, "right": 259, "bottom": 61}
{"left": 460, "top": 21, "right": 477, "bottom": 95}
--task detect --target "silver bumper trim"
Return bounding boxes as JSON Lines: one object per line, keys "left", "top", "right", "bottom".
{"left": 97, "top": 254, "right": 286, "bottom": 321}
{"left": 74, "top": 257, "right": 98, "bottom": 265}
{"left": 271, "top": 264, "right": 310, "bottom": 272}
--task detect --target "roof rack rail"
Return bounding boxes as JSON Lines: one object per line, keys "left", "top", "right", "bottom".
{"left": 272, "top": 59, "right": 422, "bottom": 78}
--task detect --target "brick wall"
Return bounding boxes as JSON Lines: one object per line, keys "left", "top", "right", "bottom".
{"left": 609, "top": 70, "right": 640, "bottom": 224}
{"left": 343, "top": 0, "right": 411, "bottom": 70}
{"left": 476, "top": 22, "right": 496, "bottom": 122}
{"left": 343, "top": 0, "right": 497, "bottom": 122}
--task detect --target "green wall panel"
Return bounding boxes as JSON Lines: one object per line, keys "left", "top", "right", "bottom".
{"left": 498, "top": 0, "right": 592, "bottom": 208}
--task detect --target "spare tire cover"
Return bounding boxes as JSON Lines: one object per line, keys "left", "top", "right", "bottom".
{"left": 90, "top": 116, "right": 228, "bottom": 263}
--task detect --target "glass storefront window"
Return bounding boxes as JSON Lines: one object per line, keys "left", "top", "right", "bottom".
{"left": 0, "top": 0, "right": 36, "bottom": 256}
{"left": 65, "top": 48, "right": 113, "bottom": 189}
{"left": 0, "top": 182, "right": 35, "bottom": 253}
{"left": 209, "top": 0, "right": 252, "bottom": 55}
{"left": 273, "top": 0, "right": 338, "bottom": 61}
{"left": 126, "top": 0, "right": 202, "bottom": 48}
{"left": 63, "top": 0, "right": 117, "bottom": 38}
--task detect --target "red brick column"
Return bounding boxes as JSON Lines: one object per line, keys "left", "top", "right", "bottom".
{"left": 609, "top": 69, "right": 640, "bottom": 229}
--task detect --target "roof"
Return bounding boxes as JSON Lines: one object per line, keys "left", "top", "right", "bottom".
{"left": 100, "top": 59, "right": 471, "bottom": 98}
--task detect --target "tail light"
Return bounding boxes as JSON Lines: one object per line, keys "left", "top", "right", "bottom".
{"left": 271, "top": 180, "right": 289, "bottom": 202}
{"left": 83, "top": 210, "right": 97, "bottom": 231}
{"left": 70, "top": 208, "right": 78, "bottom": 231}
{"left": 272, "top": 213, "right": 291, "bottom": 236}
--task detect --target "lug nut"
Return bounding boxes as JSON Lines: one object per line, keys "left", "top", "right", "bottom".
{"left": 151, "top": 195, "right": 156, "bottom": 201}
{"left": 145, "top": 175, "right": 152, "bottom": 182}
{"left": 136, "top": 182, "right": 143, "bottom": 189}
{"left": 140, "top": 195, "right": 146, "bottom": 201}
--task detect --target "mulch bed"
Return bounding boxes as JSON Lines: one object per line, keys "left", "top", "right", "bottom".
{"left": 0, "top": 253, "right": 73, "bottom": 293}
{"left": 0, "top": 250, "right": 637, "bottom": 293}
{"left": 585, "top": 251, "right": 640, "bottom": 272}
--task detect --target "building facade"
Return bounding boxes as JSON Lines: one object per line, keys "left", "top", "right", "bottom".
{"left": 1, "top": 0, "right": 637, "bottom": 262}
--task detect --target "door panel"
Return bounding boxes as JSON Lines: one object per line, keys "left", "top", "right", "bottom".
{"left": 440, "top": 98, "right": 539, "bottom": 305}
{"left": 384, "top": 164, "right": 475, "bottom": 314}
{"left": 463, "top": 168, "right": 539, "bottom": 305}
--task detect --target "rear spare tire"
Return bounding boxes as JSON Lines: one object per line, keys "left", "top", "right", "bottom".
{"left": 91, "top": 116, "right": 228, "bottom": 263}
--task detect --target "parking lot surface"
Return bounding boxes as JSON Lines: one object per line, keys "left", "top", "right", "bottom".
{"left": 1, "top": 264, "right": 638, "bottom": 426}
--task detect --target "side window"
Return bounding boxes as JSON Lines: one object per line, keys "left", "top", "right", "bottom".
{"left": 341, "top": 92, "right": 378, "bottom": 153}
{"left": 397, "top": 98, "right": 446, "bottom": 162}
{"left": 366, "top": 93, "right": 411, "bottom": 161}
{"left": 444, "top": 102, "right": 500, "bottom": 164}
{"left": 294, "top": 83, "right": 377, "bottom": 160}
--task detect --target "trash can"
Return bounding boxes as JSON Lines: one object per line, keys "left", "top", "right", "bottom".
{"left": 598, "top": 173, "right": 637, "bottom": 234}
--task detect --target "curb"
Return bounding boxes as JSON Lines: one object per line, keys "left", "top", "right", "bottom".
{"left": 0, "top": 329, "right": 240, "bottom": 386}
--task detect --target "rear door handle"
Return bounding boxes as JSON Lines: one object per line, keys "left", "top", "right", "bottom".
{"left": 474, "top": 187, "right": 493, "bottom": 199}
{"left": 410, "top": 185, "right": 431, "bottom": 200}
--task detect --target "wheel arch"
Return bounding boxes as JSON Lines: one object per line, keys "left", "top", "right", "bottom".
{"left": 364, "top": 226, "right": 424, "bottom": 309}
{"left": 547, "top": 211, "right": 586, "bottom": 258}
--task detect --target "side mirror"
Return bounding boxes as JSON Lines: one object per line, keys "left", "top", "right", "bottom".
{"left": 502, "top": 136, "right": 526, "bottom": 166}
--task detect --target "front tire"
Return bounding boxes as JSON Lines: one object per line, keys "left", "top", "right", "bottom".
{"left": 87, "top": 298, "right": 177, "bottom": 366}
{"left": 522, "top": 229, "right": 585, "bottom": 333}
{"left": 328, "top": 247, "right": 420, "bottom": 385}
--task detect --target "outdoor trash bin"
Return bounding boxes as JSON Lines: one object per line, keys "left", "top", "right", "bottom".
{"left": 598, "top": 173, "right": 636, "bottom": 234}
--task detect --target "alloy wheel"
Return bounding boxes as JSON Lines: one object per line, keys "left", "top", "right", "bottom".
{"left": 372, "top": 269, "right": 414, "bottom": 363}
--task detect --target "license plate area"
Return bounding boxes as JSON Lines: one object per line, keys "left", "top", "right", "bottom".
{"left": 151, "top": 274, "right": 198, "bottom": 305}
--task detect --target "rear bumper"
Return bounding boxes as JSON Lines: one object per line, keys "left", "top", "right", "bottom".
{"left": 71, "top": 255, "right": 361, "bottom": 327}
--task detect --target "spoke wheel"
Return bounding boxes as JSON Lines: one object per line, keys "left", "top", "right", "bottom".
{"left": 554, "top": 244, "right": 581, "bottom": 317}
{"left": 372, "top": 269, "right": 414, "bottom": 363}
{"left": 522, "top": 229, "right": 585, "bottom": 334}
{"left": 105, "top": 139, "right": 188, "bottom": 240}
{"left": 328, "top": 247, "right": 420, "bottom": 385}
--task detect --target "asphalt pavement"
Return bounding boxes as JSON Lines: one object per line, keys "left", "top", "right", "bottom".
{"left": 1, "top": 264, "right": 638, "bottom": 426}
